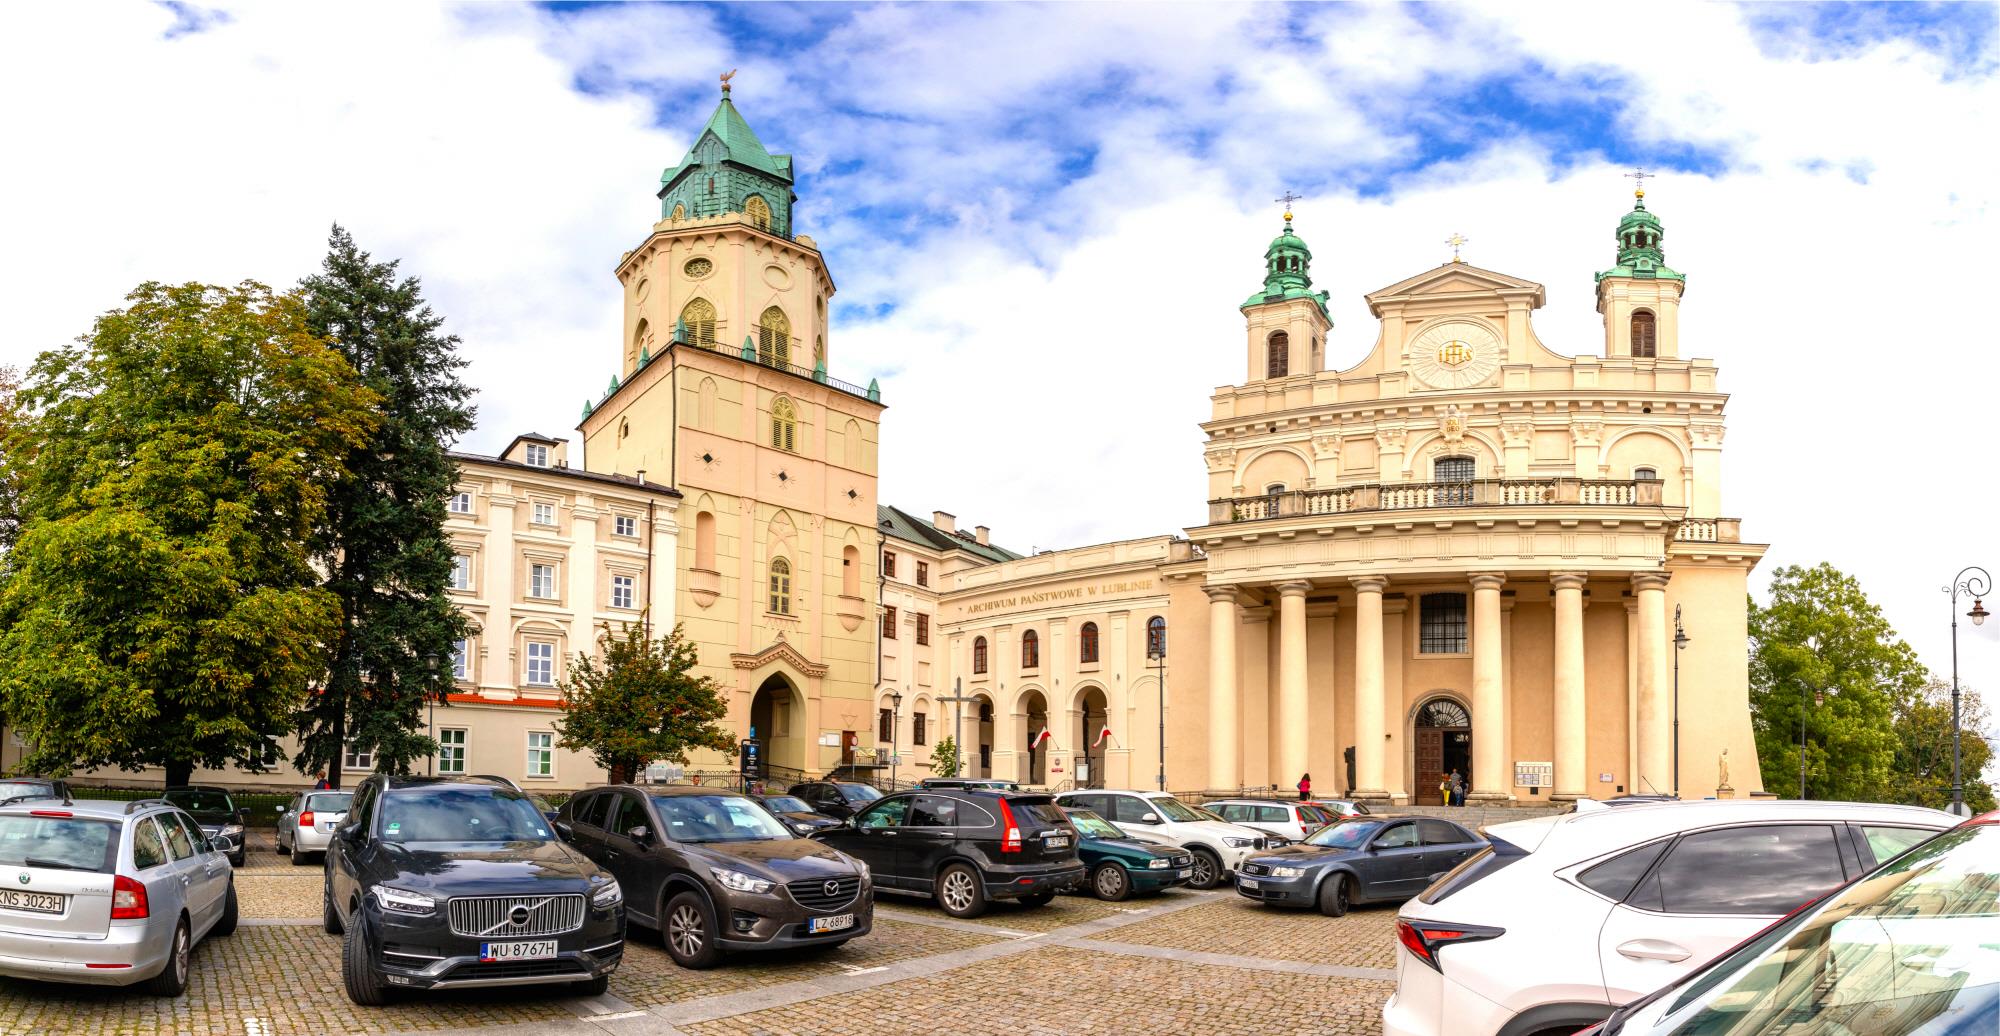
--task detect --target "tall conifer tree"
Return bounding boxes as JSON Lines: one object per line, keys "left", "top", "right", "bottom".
{"left": 296, "top": 227, "right": 475, "bottom": 786}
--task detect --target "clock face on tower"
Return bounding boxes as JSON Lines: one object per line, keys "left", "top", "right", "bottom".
{"left": 1408, "top": 320, "right": 1502, "bottom": 389}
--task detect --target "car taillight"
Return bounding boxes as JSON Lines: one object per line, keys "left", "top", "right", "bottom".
{"left": 298, "top": 811, "right": 314, "bottom": 828}
{"left": 996, "top": 797, "right": 1022, "bottom": 853}
{"left": 111, "top": 874, "right": 149, "bottom": 920}
{"left": 1396, "top": 918, "right": 1504, "bottom": 972}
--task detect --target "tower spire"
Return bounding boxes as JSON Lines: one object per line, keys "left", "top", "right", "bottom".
{"left": 1596, "top": 175, "right": 1682, "bottom": 285}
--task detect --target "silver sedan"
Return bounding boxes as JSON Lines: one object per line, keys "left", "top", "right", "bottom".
{"left": 275, "top": 789, "right": 352, "bottom": 864}
{"left": 0, "top": 798, "right": 237, "bottom": 995}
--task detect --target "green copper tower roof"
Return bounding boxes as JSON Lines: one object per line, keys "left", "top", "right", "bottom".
{"left": 1595, "top": 189, "right": 1684, "bottom": 284}
{"left": 1243, "top": 212, "right": 1329, "bottom": 316}
{"left": 658, "top": 77, "right": 797, "bottom": 237}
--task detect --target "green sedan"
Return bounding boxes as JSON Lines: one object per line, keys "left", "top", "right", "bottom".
{"left": 1062, "top": 808, "right": 1195, "bottom": 901}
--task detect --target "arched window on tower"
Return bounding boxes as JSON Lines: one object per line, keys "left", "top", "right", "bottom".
{"left": 1267, "top": 330, "right": 1289, "bottom": 378}
{"left": 768, "top": 558, "right": 792, "bottom": 615}
{"left": 681, "top": 298, "right": 717, "bottom": 349}
{"left": 770, "top": 396, "right": 798, "bottom": 453}
{"left": 745, "top": 195, "right": 771, "bottom": 231}
{"left": 759, "top": 306, "right": 791, "bottom": 368}
{"left": 1021, "top": 629, "right": 1040, "bottom": 670}
{"left": 1079, "top": 622, "right": 1099, "bottom": 664}
{"left": 973, "top": 636, "right": 989, "bottom": 674}
{"left": 1631, "top": 310, "right": 1657, "bottom": 358}
{"left": 842, "top": 544, "right": 859, "bottom": 597}
{"left": 1634, "top": 466, "right": 1658, "bottom": 482}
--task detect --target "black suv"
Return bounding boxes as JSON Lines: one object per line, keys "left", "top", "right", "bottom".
{"left": 787, "top": 780, "right": 882, "bottom": 821}
{"left": 323, "top": 775, "right": 625, "bottom": 1005}
{"left": 813, "top": 789, "right": 1083, "bottom": 918}
{"left": 559, "top": 786, "right": 872, "bottom": 969}
{"left": 163, "top": 785, "right": 248, "bottom": 867}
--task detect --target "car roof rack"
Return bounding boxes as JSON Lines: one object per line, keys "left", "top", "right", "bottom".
{"left": 466, "top": 774, "right": 523, "bottom": 791}
{"left": 1, "top": 791, "right": 74, "bottom": 807}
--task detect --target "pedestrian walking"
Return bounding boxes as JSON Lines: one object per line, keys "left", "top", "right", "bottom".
{"left": 1297, "top": 773, "right": 1312, "bottom": 801}
{"left": 1448, "top": 769, "right": 1465, "bottom": 806}
{"left": 313, "top": 772, "right": 330, "bottom": 790}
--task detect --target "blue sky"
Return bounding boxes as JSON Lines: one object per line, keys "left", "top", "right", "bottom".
{"left": 1, "top": 1, "right": 1997, "bottom": 709}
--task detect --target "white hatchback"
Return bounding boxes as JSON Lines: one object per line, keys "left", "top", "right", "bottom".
{"left": 1381, "top": 799, "right": 1954, "bottom": 1036}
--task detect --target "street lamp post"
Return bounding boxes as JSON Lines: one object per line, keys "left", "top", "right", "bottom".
{"left": 1946, "top": 566, "right": 1991, "bottom": 818}
{"left": 1147, "top": 632, "right": 1167, "bottom": 792}
{"left": 940, "top": 678, "right": 979, "bottom": 779}
{"left": 1673, "top": 606, "right": 1688, "bottom": 799}
{"left": 889, "top": 690, "right": 904, "bottom": 790}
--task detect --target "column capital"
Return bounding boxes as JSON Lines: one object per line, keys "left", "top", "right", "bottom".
{"left": 1551, "top": 571, "right": 1589, "bottom": 592}
{"left": 1204, "top": 584, "right": 1241, "bottom": 604}
{"left": 1469, "top": 571, "right": 1507, "bottom": 592}
{"left": 1631, "top": 571, "right": 1672, "bottom": 592}
{"left": 1275, "top": 580, "right": 1313, "bottom": 599}
{"left": 1348, "top": 575, "right": 1389, "bottom": 594}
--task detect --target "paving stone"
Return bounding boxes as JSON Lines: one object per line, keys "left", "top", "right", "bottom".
{"left": 1086, "top": 895, "right": 1402, "bottom": 971}
{"left": 611, "top": 917, "right": 1001, "bottom": 1007}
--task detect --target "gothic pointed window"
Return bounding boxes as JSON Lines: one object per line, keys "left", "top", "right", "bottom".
{"left": 768, "top": 557, "right": 792, "bottom": 615}
{"left": 1267, "top": 331, "right": 1289, "bottom": 378}
{"left": 1021, "top": 629, "right": 1040, "bottom": 669}
{"left": 681, "top": 298, "right": 717, "bottom": 348}
{"left": 770, "top": 396, "right": 797, "bottom": 453}
{"left": 1631, "top": 310, "right": 1657, "bottom": 358}
{"left": 759, "top": 306, "right": 791, "bottom": 367}
{"left": 745, "top": 194, "right": 771, "bottom": 231}
{"left": 1079, "top": 622, "right": 1099, "bottom": 664}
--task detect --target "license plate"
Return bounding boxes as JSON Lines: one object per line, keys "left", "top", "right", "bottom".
{"left": 807, "top": 913, "right": 854, "bottom": 934}
{"left": 1175, "top": 869, "right": 1191, "bottom": 879}
{"left": 1044, "top": 835, "right": 1070, "bottom": 849}
{"left": 0, "top": 889, "right": 66, "bottom": 915}
{"left": 1239, "top": 878, "right": 1260, "bottom": 889}
{"left": 480, "top": 939, "right": 557, "bottom": 961}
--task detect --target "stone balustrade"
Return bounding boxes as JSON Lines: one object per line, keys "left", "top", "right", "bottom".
{"left": 1209, "top": 477, "right": 1670, "bottom": 525}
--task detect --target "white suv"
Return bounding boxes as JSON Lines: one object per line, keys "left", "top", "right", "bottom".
{"left": 1054, "top": 790, "right": 1273, "bottom": 889}
{"left": 1203, "top": 799, "right": 1329, "bottom": 843}
{"left": 1381, "top": 799, "right": 1954, "bottom": 1036}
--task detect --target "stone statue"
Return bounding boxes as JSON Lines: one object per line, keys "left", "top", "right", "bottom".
{"left": 1718, "top": 748, "right": 1730, "bottom": 788}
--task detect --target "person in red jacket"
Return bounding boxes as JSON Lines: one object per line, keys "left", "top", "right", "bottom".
{"left": 1297, "top": 773, "right": 1311, "bottom": 801}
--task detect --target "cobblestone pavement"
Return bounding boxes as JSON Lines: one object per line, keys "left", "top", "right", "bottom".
{"left": 0, "top": 868, "right": 1401, "bottom": 1035}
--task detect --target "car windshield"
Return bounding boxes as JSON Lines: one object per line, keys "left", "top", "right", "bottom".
{"left": 838, "top": 785, "right": 882, "bottom": 804}
{"left": 1649, "top": 823, "right": 2000, "bottom": 1034}
{"left": 0, "top": 783, "right": 53, "bottom": 805}
{"left": 378, "top": 787, "right": 552, "bottom": 843}
{"left": 1066, "top": 810, "right": 1123, "bottom": 839}
{"left": 1306, "top": 818, "right": 1380, "bottom": 850}
{"left": 0, "top": 815, "right": 120, "bottom": 873}
{"left": 652, "top": 794, "right": 794, "bottom": 842}
{"left": 1146, "top": 797, "right": 1206, "bottom": 823}
{"left": 164, "top": 788, "right": 235, "bottom": 814}
{"left": 304, "top": 792, "right": 352, "bottom": 813}
{"left": 764, "top": 796, "right": 812, "bottom": 813}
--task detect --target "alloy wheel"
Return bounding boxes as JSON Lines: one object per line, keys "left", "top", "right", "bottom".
{"left": 669, "top": 904, "right": 705, "bottom": 959}
{"left": 172, "top": 925, "right": 189, "bottom": 983}
{"left": 941, "top": 870, "right": 974, "bottom": 912}
{"left": 1191, "top": 854, "right": 1215, "bottom": 887}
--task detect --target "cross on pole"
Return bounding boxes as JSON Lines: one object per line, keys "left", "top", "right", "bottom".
{"left": 1445, "top": 232, "right": 1468, "bottom": 263}
{"left": 1625, "top": 167, "right": 1652, "bottom": 196}
{"left": 939, "top": 678, "right": 981, "bottom": 778}
{"left": 1275, "top": 190, "right": 1303, "bottom": 221}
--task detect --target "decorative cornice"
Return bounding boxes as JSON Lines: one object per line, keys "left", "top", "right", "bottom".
{"left": 1686, "top": 422, "right": 1726, "bottom": 447}
{"left": 728, "top": 633, "right": 830, "bottom": 678}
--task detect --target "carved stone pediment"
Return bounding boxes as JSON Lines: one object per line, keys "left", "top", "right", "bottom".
{"left": 729, "top": 633, "right": 829, "bottom": 678}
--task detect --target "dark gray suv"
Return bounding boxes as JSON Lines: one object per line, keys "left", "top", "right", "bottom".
{"left": 559, "top": 786, "right": 873, "bottom": 969}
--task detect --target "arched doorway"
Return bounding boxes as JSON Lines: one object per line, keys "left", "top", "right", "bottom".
{"left": 975, "top": 697, "right": 995, "bottom": 778}
{"left": 749, "top": 674, "right": 805, "bottom": 778}
{"left": 1076, "top": 686, "right": 1109, "bottom": 788}
{"left": 1413, "top": 697, "right": 1472, "bottom": 806}
{"left": 1020, "top": 690, "right": 1049, "bottom": 785}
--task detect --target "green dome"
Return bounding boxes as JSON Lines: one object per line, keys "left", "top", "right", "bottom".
{"left": 1244, "top": 215, "right": 1327, "bottom": 315}
{"left": 1596, "top": 191, "right": 1684, "bottom": 285}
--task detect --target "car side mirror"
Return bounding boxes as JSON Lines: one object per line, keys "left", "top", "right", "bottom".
{"left": 626, "top": 825, "right": 650, "bottom": 844}
{"left": 237, "top": 808, "right": 251, "bottom": 825}
{"left": 553, "top": 820, "right": 574, "bottom": 841}
{"left": 1138, "top": 812, "right": 1160, "bottom": 824}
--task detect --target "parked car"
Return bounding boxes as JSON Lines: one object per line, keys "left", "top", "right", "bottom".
{"left": 323, "top": 775, "right": 625, "bottom": 1005}
{"left": 1582, "top": 813, "right": 1996, "bottom": 1036}
{"left": 1568, "top": 794, "right": 1679, "bottom": 814}
{"left": 1205, "top": 798, "right": 1335, "bottom": 843}
{"left": 1237, "top": 816, "right": 1484, "bottom": 916}
{"left": 559, "top": 786, "right": 872, "bottom": 969}
{"left": 1053, "top": 790, "right": 1275, "bottom": 890}
{"left": 162, "top": 786, "right": 248, "bottom": 867}
{"left": 0, "top": 797, "right": 237, "bottom": 996}
{"left": 787, "top": 780, "right": 883, "bottom": 821}
{"left": 1062, "top": 807, "right": 1194, "bottom": 900}
{"left": 814, "top": 789, "right": 1083, "bottom": 918}
{"left": 0, "top": 777, "right": 73, "bottom": 806}
{"left": 1308, "top": 798, "right": 1373, "bottom": 819}
{"left": 757, "top": 794, "right": 841, "bottom": 836}
{"left": 1380, "top": 799, "right": 1956, "bottom": 1036}
{"left": 917, "top": 778, "right": 1021, "bottom": 792}
{"left": 275, "top": 790, "right": 354, "bottom": 864}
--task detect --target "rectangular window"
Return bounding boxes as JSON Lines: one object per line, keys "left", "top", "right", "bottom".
{"left": 530, "top": 563, "right": 556, "bottom": 600}
{"left": 343, "top": 742, "right": 374, "bottom": 771}
{"left": 449, "top": 492, "right": 472, "bottom": 514}
{"left": 437, "top": 728, "right": 467, "bottom": 775}
{"left": 915, "top": 613, "right": 930, "bottom": 646}
{"left": 450, "top": 555, "right": 473, "bottom": 591}
{"left": 916, "top": 561, "right": 929, "bottom": 587}
{"left": 524, "top": 444, "right": 549, "bottom": 467}
{"left": 614, "top": 515, "right": 638, "bottom": 537}
{"left": 451, "top": 638, "right": 470, "bottom": 681}
{"left": 883, "top": 551, "right": 897, "bottom": 578}
{"left": 1419, "top": 593, "right": 1469, "bottom": 654}
{"left": 532, "top": 502, "right": 556, "bottom": 526}
{"left": 611, "top": 574, "right": 636, "bottom": 610}
{"left": 878, "top": 708, "right": 894, "bottom": 743}
{"left": 525, "top": 641, "right": 555, "bottom": 686}
{"left": 913, "top": 713, "right": 927, "bottom": 746}
{"left": 526, "top": 732, "right": 553, "bottom": 777}
{"left": 882, "top": 605, "right": 898, "bottom": 639}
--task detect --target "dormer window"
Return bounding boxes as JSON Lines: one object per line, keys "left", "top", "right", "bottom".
{"left": 1267, "top": 331, "right": 1289, "bottom": 378}
{"left": 523, "top": 444, "right": 549, "bottom": 468}
{"left": 1631, "top": 310, "right": 1657, "bottom": 358}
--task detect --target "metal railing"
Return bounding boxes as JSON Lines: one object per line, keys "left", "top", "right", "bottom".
{"left": 1210, "top": 477, "right": 1669, "bottom": 525}
{"left": 672, "top": 333, "right": 877, "bottom": 401}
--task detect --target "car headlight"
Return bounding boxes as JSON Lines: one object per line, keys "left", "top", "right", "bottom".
{"left": 854, "top": 859, "right": 870, "bottom": 880}
{"left": 591, "top": 878, "right": 623, "bottom": 908}
{"left": 1267, "top": 865, "right": 1306, "bottom": 877}
{"left": 711, "top": 867, "right": 774, "bottom": 894}
{"left": 373, "top": 885, "right": 435, "bottom": 915}
{"left": 1147, "top": 858, "right": 1173, "bottom": 869}
{"left": 220, "top": 824, "right": 244, "bottom": 838}
{"left": 1222, "top": 836, "right": 1256, "bottom": 848}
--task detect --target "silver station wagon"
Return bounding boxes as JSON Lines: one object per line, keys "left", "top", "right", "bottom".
{"left": 0, "top": 795, "right": 238, "bottom": 995}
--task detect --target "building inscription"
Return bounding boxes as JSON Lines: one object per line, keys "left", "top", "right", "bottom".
{"left": 962, "top": 579, "right": 1156, "bottom": 616}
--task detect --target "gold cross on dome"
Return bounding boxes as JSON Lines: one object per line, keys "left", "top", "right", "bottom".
{"left": 1276, "top": 190, "right": 1303, "bottom": 223}
{"left": 1445, "top": 232, "right": 1468, "bottom": 263}
{"left": 1625, "top": 166, "right": 1652, "bottom": 198}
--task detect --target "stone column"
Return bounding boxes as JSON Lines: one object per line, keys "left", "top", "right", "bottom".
{"left": 1633, "top": 571, "right": 1673, "bottom": 795}
{"left": 1349, "top": 576, "right": 1389, "bottom": 801}
{"left": 1205, "top": 586, "right": 1241, "bottom": 793}
{"left": 1469, "top": 572, "right": 1508, "bottom": 802}
{"left": 1275, "top": 581, "right": 1312, "bottom": 789}
{"left": 1551, "top": 572, "right": 1589, "bottom": 801}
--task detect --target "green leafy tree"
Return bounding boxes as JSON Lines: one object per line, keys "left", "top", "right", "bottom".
{"left": 557, "top": 620, "right": 737, "bottom": 784}
{"left": 1749, "top": 563, "right": 1923, "bottom": 802}
{"left": 930, "top": 735, "right": 960, "bottom": 778}
{"left": 0, "top": 282, "right": 377, "bottom": 787}
{"left": 1894, "top": 678, "right": 1995, "bottom": 813}
{"left": 0, "top": 365, "right": 23, "bottom": 555}
{"left": 294, "top": 227, "right": 476, "bottom": 787}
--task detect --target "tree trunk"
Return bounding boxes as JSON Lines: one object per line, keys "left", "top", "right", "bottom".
{"left": 326, "top": 707, "right": 346, "bottom": 790}
{"left": 164, "top": 760, "right": 194, "bottom": 788}
{"left": 609, "top": 760, "right": 633, "bottom": 785}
